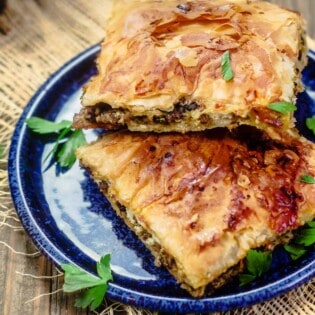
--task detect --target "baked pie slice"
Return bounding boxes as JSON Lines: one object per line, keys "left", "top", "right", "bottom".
{"left": 76, "top": 127, "right": 315, "bottom": 296}
{"left": 73, "top": 0, "right": 307, "bottom": 136}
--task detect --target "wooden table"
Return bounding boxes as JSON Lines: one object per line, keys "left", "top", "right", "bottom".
{"left": 0, "top": 1, "right": 315, "bottom": 314}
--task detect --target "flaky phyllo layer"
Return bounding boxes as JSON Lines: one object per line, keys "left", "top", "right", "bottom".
{"left": 73, "top": 0, "right": 307, "bottom": 135}
{"left": 76, "top": 128, "right": 315, "bottom": 296}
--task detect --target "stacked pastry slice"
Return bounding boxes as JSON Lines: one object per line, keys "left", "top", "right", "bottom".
{"left": 73, "top": 0, "right": 315, "bottom": 296}
{"left": 73, "top": 0, "right": 307, "bottom": 137}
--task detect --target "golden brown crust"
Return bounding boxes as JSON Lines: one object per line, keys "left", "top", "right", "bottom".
{"left": 76, "top": 128, "right": 315, "bottom": 296}
{"left": 74, "top": 0, "right": 307, "bottom": 134}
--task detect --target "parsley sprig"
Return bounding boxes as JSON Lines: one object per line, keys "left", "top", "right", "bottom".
{"left": 306, "top": 116, "right": 315, "bottom": 135}
{"left": 221, "top": 51, "right": 234, "bottom": 81}
{"left": 284, "top": 221, "right": 315, "bottom": 260}
{"left": 26, "top": 117, "right": 86, "bottom": 168}
{"left": 62, "top": 254, "right": 112, "bottom": 310}
{"left": 239, "top": 249, "right": 272, "bottom": 286}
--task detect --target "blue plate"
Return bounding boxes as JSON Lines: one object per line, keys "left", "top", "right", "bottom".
{"left": 8, "top": 45, "right": 315, "bottom": 313}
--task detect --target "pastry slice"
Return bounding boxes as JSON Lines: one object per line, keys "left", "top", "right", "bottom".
{"left": 76, "top": 127, "right": 315, "bottom": 296}
{"left": 73, "top": 0, "right": 307, "bottom": 135}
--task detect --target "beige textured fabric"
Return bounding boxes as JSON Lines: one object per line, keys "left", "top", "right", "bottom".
{"left": 1, "top": 0, "right": 315, "bottom": 314}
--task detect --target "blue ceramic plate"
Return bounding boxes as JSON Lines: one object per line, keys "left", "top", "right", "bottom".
{"left": 8, "top": 45, "right": 315, "bottom": 313}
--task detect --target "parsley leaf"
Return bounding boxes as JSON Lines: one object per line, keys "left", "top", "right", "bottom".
{"left": 268, "top": 102, "right": 297, "bottom": 114}
{"left": 57, "top": 129, "right": 86, "bottom": 168}
{"left": 62, "top": 254, "right": 112, "bottom": 310}
{"left": 239, "top": 249, "right": 272, "bottom": 286}
{"left": 62, "top": 264, "right": 106, "bottom": 292}
{"left": 306, "top": 116, "right": 315, "bottom": 135}
{"left": 97, "top": 254, "right": 112, "bottom": 280}
{"left": 246, "top": 249, "right": 272, "bottom": 277}
{"left": 221, "top": 51, "right": 234, "bottom": 81}
{"left": 25, "top": 117, "right": 86, "bottom": 169}
{"left": 284, "top": 244, "right": 307, "bottom": 261}
{"left": 295, "top": 228, "right": 315, "bottom": 247}
{"left": 75, "top": 285, "right": 108, "bottom": 310}
{"left": 26, "top": 117, "right": 71, "bottom": 134}
{"left": 44, "top": 127, "right": 72, "bottom": 162}
{"left": 300, "top": 175, "right": 315, "bottom": 184}
{"left": 284, "top": 220, "right": 315, "bottom": 260}
{"left": 238, "top": 273, "right": 256, "bottom": 286}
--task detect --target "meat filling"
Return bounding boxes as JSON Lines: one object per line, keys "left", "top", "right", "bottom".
{"left": 73, "top": 99, "right": 204, "bottom": 130}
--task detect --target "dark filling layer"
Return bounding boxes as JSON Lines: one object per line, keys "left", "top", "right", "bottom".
{"left": 73, "top": 99, "right": 205, "bottom": 129}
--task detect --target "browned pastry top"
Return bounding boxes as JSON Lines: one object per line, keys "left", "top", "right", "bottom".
{"left": 80, "top": 0, "right": 306, "bottom": 133}
{"left": 76, "top": 128, "right": 315, "bottom": 293}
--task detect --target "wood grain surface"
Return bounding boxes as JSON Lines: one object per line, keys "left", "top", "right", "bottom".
{"left": 0, "top": 1, "right": 315, "bottom": 314}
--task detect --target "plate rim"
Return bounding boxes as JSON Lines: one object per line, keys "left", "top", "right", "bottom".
{"left": 8, "top": 45, "right": 315, "bottom": 313}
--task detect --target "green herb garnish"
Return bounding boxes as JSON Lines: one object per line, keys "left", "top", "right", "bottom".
{"left": 306, "top": 116, "right": 315, "bottom": 135}
{"left": 283, "top": 244, "right": 307, "bottom": 261}
{"left": 294, "top": 222, "right": 315, "bottom": 246}
{"left": 284, "top": 221, "right": 315, "bottom": 260}
{"left": 62, "top": 254, "right": 112, "bottom": 310}
{"left": 26, "top": 117, "right": 72, "bottom": 134}
{"left": 268, "top": 102, "right": 297, "bottom": 114}
{"left": 300, "top": 175, "right": 315, "bottom": 184}
{"left": 221, "top": 51, "right": 234, "bottom": 81}
{"left": 239, "top": 249, "right": 272, "bottom": 286}
{"left": 26, "top": 117, "right": 86, "bottom": 168}
{"left": 57, "top": 129, "right": 86, "bottom": 168}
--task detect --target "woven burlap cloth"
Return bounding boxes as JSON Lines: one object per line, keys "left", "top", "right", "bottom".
{"left": 1, "top": 1, "right": 315, "bottom": 314}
